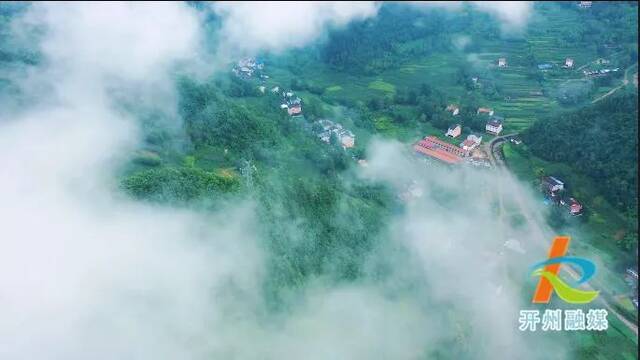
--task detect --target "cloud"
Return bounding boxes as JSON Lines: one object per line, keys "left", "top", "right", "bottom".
{"left": 408, "top": 1, "right": 533, "bottom": 34}
{"left": 0, "top": 3, "right": 264, "bottom": 359}
{"left": 358, "top": 138, "right": 571, "bottom": 359}
{"left": 471, "top": 1, "right": 533, "bottom": 34}
{"left": 210, "top": 1, "right": 380, "bottom": 59}
{"left": 453, "top": 34, "right": 472, "bottom": 50}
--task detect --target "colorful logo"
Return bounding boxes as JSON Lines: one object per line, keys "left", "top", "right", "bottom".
{"left": 531, "top": 236, "right": 599, "bottom": 304}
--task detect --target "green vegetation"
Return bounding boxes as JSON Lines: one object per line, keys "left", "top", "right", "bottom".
{"left": 523, "top": 92, "right": 638, "bottom": 213}
{"left": 122, "top": 166, "right": 240, "bottom": 204}
{"left": 367, "top": 79, "right": 396, "bottom": 94}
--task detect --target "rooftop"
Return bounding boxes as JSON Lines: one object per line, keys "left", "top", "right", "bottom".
{"left": 487, "top": 119, "right": 503, "bottom": 127}
{"left": 414, "top": 144, "right": 463, "bottom": 164}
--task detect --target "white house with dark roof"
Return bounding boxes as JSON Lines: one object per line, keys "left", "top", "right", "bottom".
{"left": 486, "top": 116, "right": 503, "bottom": 135}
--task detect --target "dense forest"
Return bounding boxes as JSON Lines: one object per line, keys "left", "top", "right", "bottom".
{"left": 320, "top": 4, "right": 499, "bottom": 75}
{"left": 522, "top": 92, "right": 638, "bottom": 213}
{"left": 119, "top": 76, "right": 399, "bottom": 305}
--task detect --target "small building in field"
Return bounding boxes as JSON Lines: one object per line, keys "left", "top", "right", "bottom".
{"left": 565, "top": 58, "right": 574, "bottom": 68}
{"left": 446, "top": 104, "right": 460, "bottom": 116}
{"left": 477, "top": 107, "right": 494, "bottom": 116}
{"left": 538, "top": 63, "right": 553, "bottom": 71}
{"left": 446, "top": 124, "right": 462, "bottom": 138}
{"left": 578, "top": 1, "right": 592, "bottom": 8}
{"left": 541, "top": 176, "right": 565, "bottom": 194}
{"left": 498, "top": 58, "right": 507, "bottom": 67}
{"left": 485, "top": 116, "right": 503, "bottom": 135}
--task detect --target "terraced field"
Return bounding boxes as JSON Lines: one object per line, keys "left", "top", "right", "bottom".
{"left": 263, "top": 2, "right": 635, "bottom": 137}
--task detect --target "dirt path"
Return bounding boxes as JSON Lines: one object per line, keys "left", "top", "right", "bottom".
{"left": 489, "top": 139, "right": 639, "bottom": 336}
{"left": 591, "top": 62, "right": 638, "bottom": 104}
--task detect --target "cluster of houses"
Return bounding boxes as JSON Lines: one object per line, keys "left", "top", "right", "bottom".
{"left": 276, "top": 89, "right": 303, "bottom": 116}
{"left": 445, "top": 104, "right": 504, "bottom": 136}
{"left": 232, "top": 57, "right": 264, "bottom": 79}
{"left": 315, "top": 119, "right": 356, "bottom": 149}
{"left": 541, "top": 176, "right": 584, "bottom": 216}
{"left": 413, "top": 133, "right": 488, "bottom": 167}
{"left": 583, "top": 67, "right": 620, "bottom": 77}
{"left": 538, "top": 57, "right": 576, "bottom": 71}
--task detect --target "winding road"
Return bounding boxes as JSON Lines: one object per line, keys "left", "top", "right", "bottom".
{"left": 591, "top": 62, "right": 638, "bottom": 104}
{"left": 488, "top": 135, "right": 639, "bottom": 336}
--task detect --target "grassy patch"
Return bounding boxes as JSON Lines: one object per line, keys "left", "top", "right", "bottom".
{"left": 368, "top": 79, "right": 396, "bottom": 93}
{"left": 325, "top": 85, "right": 343, "bottom": 92}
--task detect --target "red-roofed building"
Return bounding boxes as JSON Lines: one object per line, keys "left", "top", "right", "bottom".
{"left": 414, "top": 144, "right": 463, "bottom": 164}
{"left": 568, "top": 198, "right": 583, "bottom": 215}
{"left": 421, "top": 136, "right": 466, "bottom": 157}
{"left": 477, "top": 107, "right": 494, "bottom": 116}
{"left": 414, "top": 135, "right": 464, "bottom": 164}
{"left": 288, "top": 105, "right": 302, "bottom": 116}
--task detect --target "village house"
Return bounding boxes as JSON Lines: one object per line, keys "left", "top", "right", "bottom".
{"left": 596, "top": 58, "right": 610, "bottom": 65}
{"left": 460, "top": 134, "right": 482, "bottom": 153}
{"left": 315, "top": 119, "right": 356, "bottom": 148}
{"left": 288, "top": 104, "right": 302, "bottom": 116}
{"left": 338, "top": 129, "right": 356, "bottom": 148}
{"left": 541, "top": 176, "right": 565, "bottom": 194}
{"left": 233, "top": 57, "right": 264, "bottom": 79}
{"left": 446, "top": 104, "right": 460, "bottom": 116}
{"left": 486, "top": 116, "right": 503, "bottom": 135}
{"left": 445, "top": 124, "right": 462, "bottom": 138}
{"left": 498, "top": 58, "right": 507, "bottom": 67}
{"left": 271, "top": 86, "right": 280, "bottom": 93}
{"left": 477, "top": 107, "right": 494, "bottom": 116}
{"left": 578, "top": 1, "right": 592, "bottom": 8}
{"left": 568, "top": 197, "right": 583, "bottom": 215}
{"left": 565, "top": 58, "right": 574, "bottom": 68}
